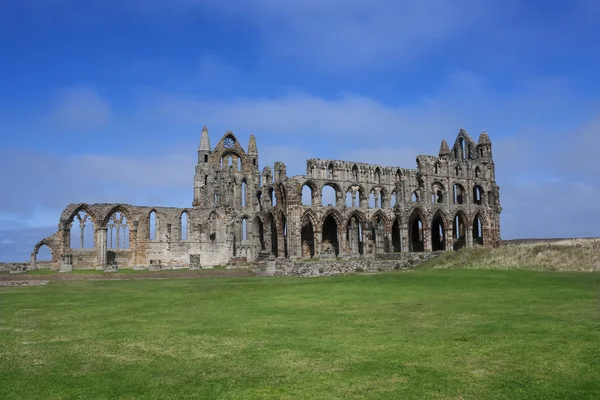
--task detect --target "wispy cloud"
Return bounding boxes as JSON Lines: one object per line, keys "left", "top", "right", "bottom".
{"left": 46, "top": 86, "right": 110, "bottom": 132}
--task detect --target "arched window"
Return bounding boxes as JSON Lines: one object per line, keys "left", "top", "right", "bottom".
{"left": 411, "top": 190, "right": 420, "bottom": 202}
{"left": 241, "top": 180, "right": 247, "bottom": 207}
{"left": 327, "top": 163, "right": 334, "bottom": 179}
{"left": 374, "top": 168, "right": 381, "bottom": 184}
{"left": 149, "top": 210, "right": 157, "bottom": 240}
{"left": 302, "top": 184, "right": 313, "bottom": 206}
{"left": 69, "top": 210, "right": 95, "bottom": 249}
{"left": 390, "top": 193, "right": 397, "bottom": 208}
{"left": 345, "top": 191, "right": 353, "bottom": 207}
{"left": 459, "top": 137, "right": 466, "bottom": 160}
{"left": 453, "top": 213, "right": 467, "bottom": 250}
{"left": 352, "top": 165, "right": 359, "bottom": 181}
{"left": 473, "top": 186, "right": 483, "bottom": 205}
{"left": 453, "top": 184, "right": 465, "bottom": 204}
{"left": 322, "top": 185, "right": 337, "bottom": 207}
{"left": 269, "top": 187, "right": 277, "bottom": 207}
{"left": 434, "top": 162, "right": 441, "bottom": 174}
{"left": 431, "top": 183, "right": 444, "bottom": 204}
{"left": 180, "top": 212, "right": 189, "bottom": 241}
{"left": 242, "top": 218, "right": 248, "bottom": 241}
{"left": 107, "top": 211, "right": 129, "bottom": 249}
{"left": 473, "top": 214, "right": 483, "bottom": 245}
{"left": 396, "top": 169, "right": 402, "bottom": 181}
{"left": 256, "top": 191, "right": 262, "bottom": 211}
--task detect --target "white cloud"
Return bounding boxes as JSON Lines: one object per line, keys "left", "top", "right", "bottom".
{"left": 47, "top": 86, "right": 110, "bottom": 132}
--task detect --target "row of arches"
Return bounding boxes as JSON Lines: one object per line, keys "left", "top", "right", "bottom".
{"left": 306, "top": 208, "right": 486, "bottom": 256}
{"left": 301, "top": 182, "right": 488, "bottom": 209}
{"left": 67, "top": 207, "right": 195, "bottom": 251}
{"left": 433, "top": 161, "right": 486, "bottom": 179}
{"left": 68, "top": 210, "right": 131, "bottom": 250}
{"left": 239, "top": 212, "right": 289, "bottom": 258}
{"left": 311, "top": 163, "right": 405, "bottom": 183}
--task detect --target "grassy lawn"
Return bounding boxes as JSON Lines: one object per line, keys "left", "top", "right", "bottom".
{"left": 1, "top": 270, "right": 598, "bottom": 399}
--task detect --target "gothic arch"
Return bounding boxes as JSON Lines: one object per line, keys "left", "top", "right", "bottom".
{"left": 101, "top": 205, "right": 132, "bottom": 227}
{"left": 345, "top": 210, "right": 366, "bottom": 231}
{"left": 179, "top": 210, "right": 191, "bottom": 241}
{"left": 431, "top": 210, "right": 447, "bottom": 251}
{"left": 301, "top": 209, "right": 318, "bottom": 228}
{"left": 252, "top": 215, "right": 265, "bottom": 250}
{"left": 453, "top": 210, "right": 469, "bottom": 250}
{"left": 472, "top": 212, "right": 486, "bottom": 246}
{"left": 371, "top": 210, "right": 390, "bottom": 233}
{"left": 321, "top": 182, "right": 341, "bottom": 207}
{"left": 408, "top": 207, "right": 426, "bottom": 252}
{"left": 351, "top": 164, "right": 359, "bottom": 181}
{"left": 320, "top": 209, "right": 344, "bottom": 230}
{"left": 301, "top": 180, "right": 319, "bottom": 200}
{"left": 66, "top": 204, "right": 98, "bottom": 226}
{"left": 431, "top": 182, "right": 446, "bottom": 204}
{"left": 321, "top": 211, "right": 341, "bottom": 256}
{"left": 33, "top": 239, "right": 54, "bottom": 258}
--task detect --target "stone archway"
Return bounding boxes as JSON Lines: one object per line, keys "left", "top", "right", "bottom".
{"left": 301, "top": 216, "right": 315, "bottom": 258}
{"left": 431, "top": 212, "right": 446, "bottom": 251}
{"left": 409, "top": 209, "right": 425, "bottom": 252}
{"left": 322, "top": 214, "right": 339, "bottom": 257}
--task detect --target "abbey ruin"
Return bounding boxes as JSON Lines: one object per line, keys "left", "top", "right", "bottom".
{"left": 31, "top": 127, "right": 501, "bottom": 270}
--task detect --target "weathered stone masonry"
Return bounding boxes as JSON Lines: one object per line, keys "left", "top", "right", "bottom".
{"left": 31, "top": 127, "right": 501, "bottom": 269}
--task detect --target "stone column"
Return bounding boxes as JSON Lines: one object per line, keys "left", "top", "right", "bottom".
{"left": 132, "top": 221, "right": 138, "bottom": 267}
{"left": 97, "top": 228, "right": 107, "bottom": 269}
{"left": 400, "top": 227, "right": 409, "bottom": 253}
{"left": 466, "top": 228, "right": 474, "bottom": 248}
{"left": 349, "top": 221, "right": 358, "bottom": 255}
{"left": 30, "top": 253, "right": 36, "bottom": 271}
{"left": 79, "top": 218, "right": 85, "bottom": 249}
{"left": 277, "top": 231, "right": 285, "bottom": 259}
{"left": 314, "top": 229, "right": 322, "bottom": 257}
{"left": 338, "top": 230, "right": 346, "bottom": 257}
{"left": 423, "top": 228, "right": 433, "bottom": 252}
{"left": 444, "top": 228, "right": 454, "bottom": 251}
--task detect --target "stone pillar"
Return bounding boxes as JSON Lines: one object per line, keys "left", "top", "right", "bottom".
{"left": 314, "top": 229, "right": 322, "bottom": 257}
{"left": 466, "top": 228, "right": 474, "bottom": 248}
{"left": 30, "top": 253, "right": 36, "bottom": 271}
{"left": 338, "top": 230, "right": 346, "bottom": 257}
{"left": 349, "top": 221, "right": 358, "bottom": 256}
{"left": 132, "top": 221, "right": 138, "bottom": 267}
{"left": 424, "top": 229, "right": 432, "bottom": 252}
{"left": 400, "top": 227, "right": 409, "bottom": 253}
{"left": 444, "top": 228, "right": 454, "bottom": 251}
{"left": 277, "top": 232, "right": 285, "bottom": 258}
{"left": 97, "top": 228, "right": 107, "bottom": 269}
{"left": 79, "top": 219, "right": 85, "bottom": 249}
{"left": 290, "top": 210, "right": 302, "bottom": 259}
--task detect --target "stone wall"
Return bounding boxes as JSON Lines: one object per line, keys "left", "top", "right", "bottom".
{"left": 266, "top": 252, "right": 441, "bottom": 277}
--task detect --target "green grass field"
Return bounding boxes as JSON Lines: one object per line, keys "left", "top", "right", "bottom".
{"left": 1, "top": 269, "right": 598, "bottom": 399}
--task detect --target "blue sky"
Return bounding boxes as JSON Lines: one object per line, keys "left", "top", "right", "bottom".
{"left": 1, "top": 0, "right": 600, "bottom": 261}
